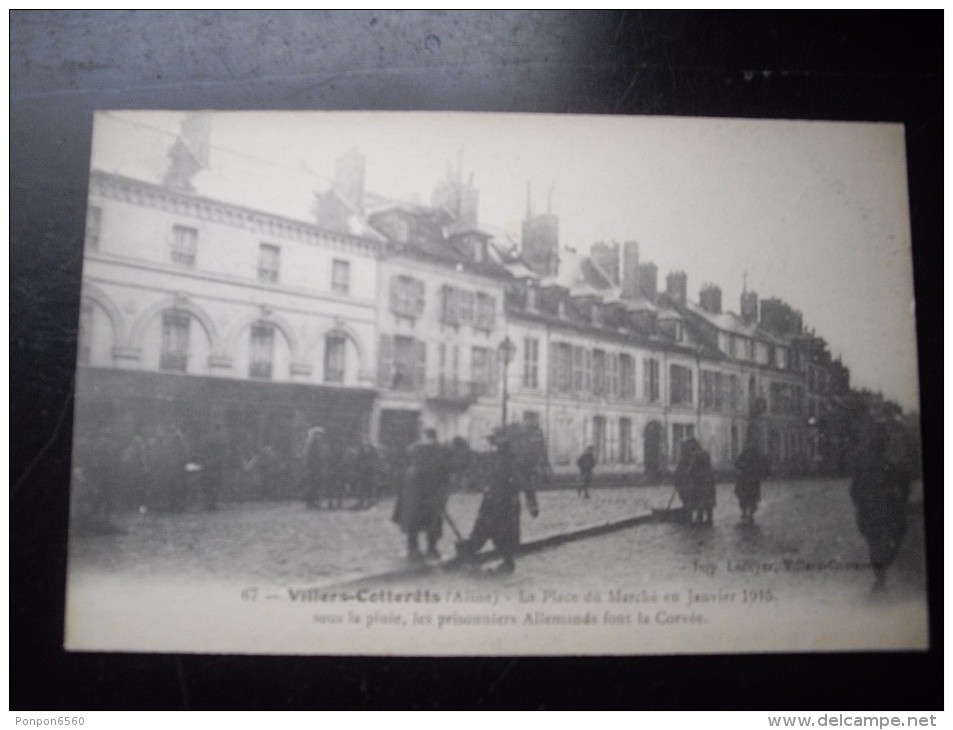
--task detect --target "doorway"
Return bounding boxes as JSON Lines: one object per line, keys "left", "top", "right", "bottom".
{"left": 643, "top": 420, "right": 663, "bottom": 481}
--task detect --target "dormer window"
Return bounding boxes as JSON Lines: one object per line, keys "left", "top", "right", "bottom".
{"left": 659, "top": 318, "right": 683, "bottom": 342}
{"left": 472, "top": 239, "right": 486, "bottom": 264}
{"left": 526, "top": 286, "right": 538, "bottom": 310}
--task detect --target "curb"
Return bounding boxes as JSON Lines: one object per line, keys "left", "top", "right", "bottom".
{"left": 329, "top": 510, "right": 656, "bottom": 588}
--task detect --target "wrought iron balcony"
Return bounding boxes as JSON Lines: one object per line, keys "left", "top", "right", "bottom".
{"left": 425, "top": 378, "right": 488, "bottom": 407}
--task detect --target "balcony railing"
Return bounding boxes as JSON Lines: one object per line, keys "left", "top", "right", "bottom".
{"left": 425, "top": 378, "right": 490, "bottom": 406}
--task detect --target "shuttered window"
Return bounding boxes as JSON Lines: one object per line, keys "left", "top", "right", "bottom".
{"left": 592, "top": 350, "right": 606, "bottom": 396}
{"left": 643, "top": 358, "right": 660, "bottom": 402}
{"left": 378, "top": 334, "right": 393, "bottom": 387}
{"left": 670, "top": 364, "right": 693, "bottom": 406}
{"left": 620, "top": 354, "right": 636, "bottom": 400}
{"left": 606, "top": 353, "right": 619, "bottom": 399}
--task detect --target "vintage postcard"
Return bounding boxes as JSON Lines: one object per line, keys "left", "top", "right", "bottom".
{"left": 64, "top": 111, "right": 926, "bottom": 655}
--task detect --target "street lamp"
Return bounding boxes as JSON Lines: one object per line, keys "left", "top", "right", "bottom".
{"left": 498, "top": 336, "right": 516, "bottom": 426}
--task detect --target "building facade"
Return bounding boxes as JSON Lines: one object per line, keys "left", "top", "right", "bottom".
{"left": 76, "top": 119, "right": 382, "bottom": 497}
{"left": 77, "top": 112, "right": 853, "bottom": 500}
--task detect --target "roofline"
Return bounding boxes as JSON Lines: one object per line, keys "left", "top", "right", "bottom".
{"left": 90, "top": 169, "right": 384, "bottom": 254}
{"left": 381, "top": 244, "right": 514, "bottom": 284}
{"left": 507, "top": 306, "right": 719, "bottom": 358}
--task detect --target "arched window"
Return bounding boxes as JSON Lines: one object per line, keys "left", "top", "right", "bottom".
{"left": 160, "top": 309, "right": 191, "bottom": 371}
{"left": 324, "top": 333, "right": 346, "bottom": 383}
{"left": 250, "top": 322, "right": 275, "bottom": 379}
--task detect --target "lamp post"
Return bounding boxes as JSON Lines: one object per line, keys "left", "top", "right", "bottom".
{"left": 695, "top": 343, "right": 704, "bottom": 433}
{"left": 498, "top": 336, "right": 516, "bottom": 426}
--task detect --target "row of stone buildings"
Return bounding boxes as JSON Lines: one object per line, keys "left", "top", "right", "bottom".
{"left": 75, "top": 113, "right": 851, "bottom": 481}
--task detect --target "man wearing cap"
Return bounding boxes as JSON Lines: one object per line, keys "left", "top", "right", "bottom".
{"left": 393, "top": 428, "right": 451, "bottom": 561}
{"left": 734, "top": 429, "right": 769, "bottom": 525}
{"left": 458, "top": 430, "right": 539, "bottom": 575}
{"left": 675, "top": 437, "right": 715, "bottom": 524}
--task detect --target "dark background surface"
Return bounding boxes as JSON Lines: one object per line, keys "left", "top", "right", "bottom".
{"left": 10, "top": 10, "right": 942, "bottom": 709}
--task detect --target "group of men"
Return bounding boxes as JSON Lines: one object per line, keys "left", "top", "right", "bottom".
{"left": 391, "top": 427, "right": 541, "bottom": 575}
{"left": 73, "top": 410, "right": 915, "bottom": 590}
{"left": 71, "top": 422, "right": 228, "bottom": 529}
{"left": 302, "top": 427, "right": 382, "bottom": 510}
{"left": 668, "top": 423, "right": 915, "bottom": 590}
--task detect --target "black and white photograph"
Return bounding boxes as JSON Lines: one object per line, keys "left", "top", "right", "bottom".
{"left": 63, "top": 110, "right": 926, "bottom": 655}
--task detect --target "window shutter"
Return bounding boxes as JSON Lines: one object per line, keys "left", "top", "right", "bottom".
{"left": 487, "top": 348, "right": 498, "bottom": 396}
{"left": 378, "top": 334, "right": 392, "bottom": 387}
{"left": 389, "top": 277, "right": 400, "bottom": 314}
{"left": 414, "top": 279, "right": 425, "bottom": 316}
{"left": 549, "top": 342, "right": 558, "bottom": 394}
{"left": 582, "top": 349, "right": 592, "bottom": 393}
{"left": 414, "top": 339, "right": 427, "bottom": 390}
{"left": 630, "top": 356, "right": 637, "bottom": 400}
{"left": 441, "top": 285, "right": 455, "bottom": 324}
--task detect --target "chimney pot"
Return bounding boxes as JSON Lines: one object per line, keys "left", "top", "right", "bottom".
{"left": 334, "top": 149, "right": 365, "bottom": 214}
{"left": 621, "top": 240, "right": 640, "bottom": 299}
{"left": 665, "top": 271, "right": 687, "bottom": 305}
{"left": 699, "top": 284, "right": 722, "bottom": 314}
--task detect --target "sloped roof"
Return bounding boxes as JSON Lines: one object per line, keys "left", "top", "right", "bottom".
{"left": 621, "top": 295, "right": 659, "bottom": 313}
{"left": 684, "top": 301, "right": 791, "bottom": 345}
{"left": 92, "top": 112, "right": 340, "bottom": 230}
{"left": 91, "top": 112, "right": 178, "bottom": 187}
{"left": 502, "top": 260, "right": 541, "bottom": 280}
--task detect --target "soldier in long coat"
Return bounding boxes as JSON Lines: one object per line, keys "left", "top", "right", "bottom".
{"left": 735, "top": 433, "right": 769, "bottom": 524}
{"left": 576, "top": 445, "right": 596, "bottom": 498}
{"left": 458, "top": 432, "right": 539, "bottom": 575}
{"left": 154, "top": 424, "right": 189, "bottom": 512}
{"left": 392, "top": 429, "right": 450, "bottom": 561}
{"left": 120, "top": 434, "right": 150, "bottom": 512}
{"left": 303, "top": 427, "right": 329, "bottom": 509}
{"left": 850, "top": 421, "right": 914, "bottom": 590}
{"left": 351, "top": 438, "right": 381, "bottom": 509}
{"left": 325, "top": 433, "right": 350, "bottom": 510}
{"left": 198, "top": 423, "right": 227, "bottom": 511}
{"left": 675, "top": 437, "right": 716, "bottom": 525}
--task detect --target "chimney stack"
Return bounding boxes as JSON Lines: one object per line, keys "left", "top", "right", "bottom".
{"left": 521, "top": 184, "right": 560, "bottom": 277}
{"left": 334, "top": 149, "right": 365, "bottom": 214}
{"left": 699, "top": 283, "right": 722, "bottom": 314}
{"left": 163, "top": 112, "right": 211, "bottom": 192}
{"left": 459, "top": 183, "right": 479, "bottom": 227}
{"left": 590, "top": 242, "right": 620, "bottom": 285}
{"left": 741, "top": 289, "right": 759, "bottom": 324}
{"left": 665, "top": 271, "right": 687, "bottom": 305}
{"left": 621, "top": 240, "right": 640, "bottom": 299}
{"left": 638, "top": 262, "right": 658, "bottom": 301}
